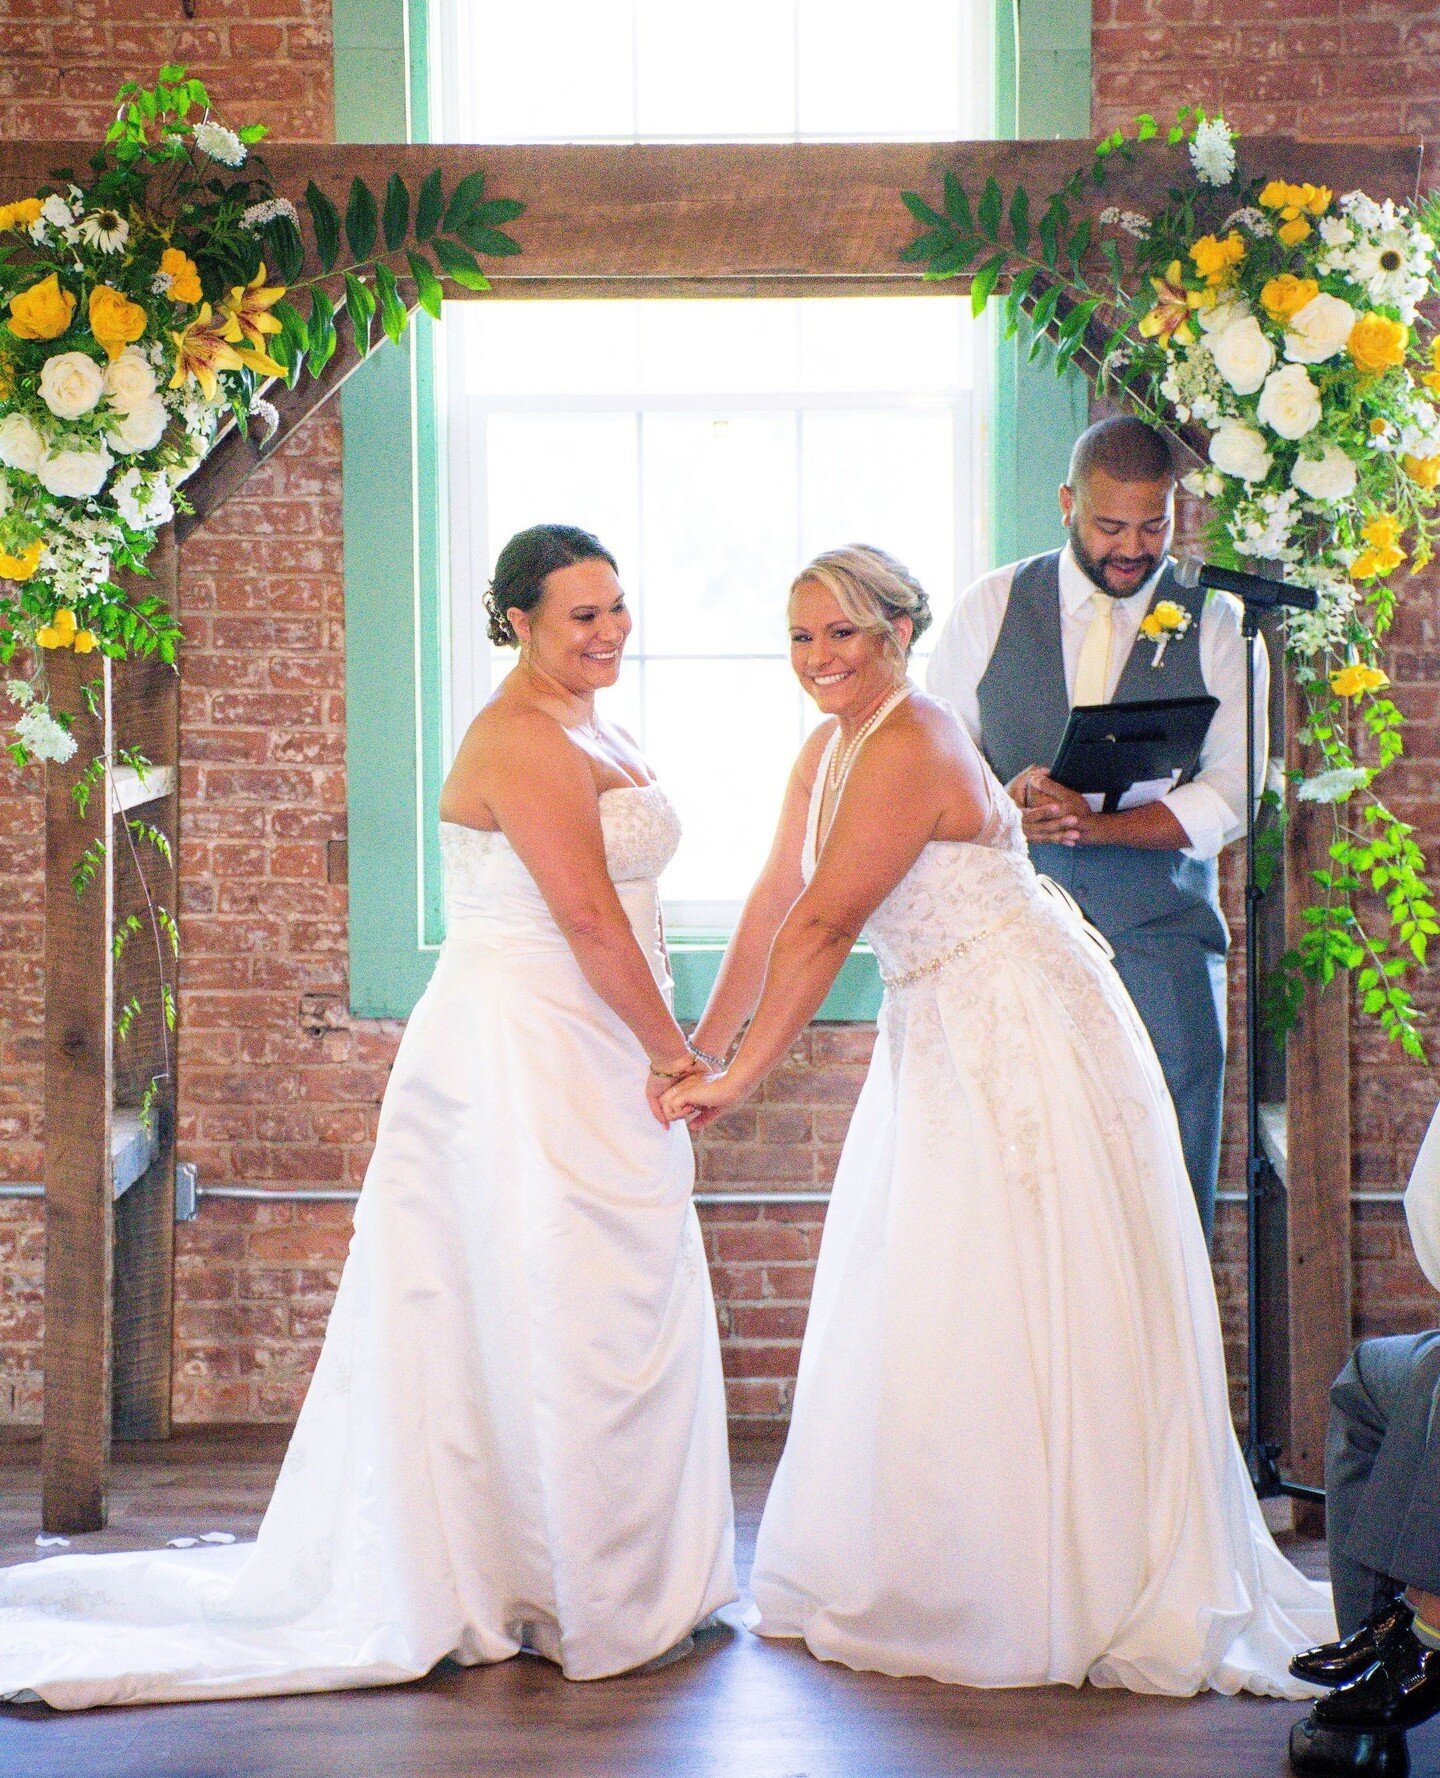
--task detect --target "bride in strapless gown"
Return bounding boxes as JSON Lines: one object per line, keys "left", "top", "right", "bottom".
{"left": 667, "top": 546, "right": 1334, "bottom": 1697}
{"left": 0, "top": 526, "right": 735, "bottom": 1709}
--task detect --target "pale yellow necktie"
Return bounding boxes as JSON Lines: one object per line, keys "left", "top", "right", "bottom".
{"left": 1072, "top": 593, "right": 1115, "bottom": 707}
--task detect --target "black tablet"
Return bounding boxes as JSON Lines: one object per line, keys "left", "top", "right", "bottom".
{"left": 1050, "top": 695, "right": 1219, "bottom": 812}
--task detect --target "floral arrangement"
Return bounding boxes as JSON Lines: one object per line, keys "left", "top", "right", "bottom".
{"left": 0, "top": 69, "right": 522, "bottom": 1123}
{"left": 0, "top": 66, "right": 521, "bottom": 765}
{"left": 902, "top": 111, "right": 1439, "bottom": 1056}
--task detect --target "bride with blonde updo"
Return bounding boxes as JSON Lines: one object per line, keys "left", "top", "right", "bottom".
{"left": 664, "top": 542, "right": 1332, "bottom": 1696}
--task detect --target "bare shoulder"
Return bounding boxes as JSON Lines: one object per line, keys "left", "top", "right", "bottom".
{"left": 794, "top": 718, "right": 839, "bottom": 785}
{"left": 865, "top": 691, "right": 964, "bottom": 767}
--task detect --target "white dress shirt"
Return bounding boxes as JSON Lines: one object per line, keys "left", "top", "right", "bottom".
{"left": 926, "top": 544, "right": 1270, "bottom": 860}
{"left": 1405, "top": 1100, "right": 1440, "bottom": 1295}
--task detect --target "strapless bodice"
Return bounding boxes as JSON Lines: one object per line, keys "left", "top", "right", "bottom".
{"left": 440, "top": 784, "right": 682, "bottom": 982}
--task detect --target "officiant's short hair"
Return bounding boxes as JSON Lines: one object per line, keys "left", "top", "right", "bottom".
{"left": 1067, "top": 416, "right": 1175, "bottom": 491}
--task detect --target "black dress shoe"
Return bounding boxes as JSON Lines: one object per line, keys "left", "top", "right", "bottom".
{"left": 1289, "top": 1711, "right": 1410, "bottom": 1777}
{"left": 1314, "top": 1632, "right": 1440, "bottom": 1734}
{"left": 1292, "top": 1598, "right": 1415, "bottom": 1687}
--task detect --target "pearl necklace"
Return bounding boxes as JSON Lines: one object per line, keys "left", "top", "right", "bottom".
{"left": 826, "top": 682, "right": 912, "bottom": 802}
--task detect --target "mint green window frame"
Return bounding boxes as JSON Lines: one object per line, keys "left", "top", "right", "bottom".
{"left": 336, "top": 0, "right": 1090, "bottom": 1021}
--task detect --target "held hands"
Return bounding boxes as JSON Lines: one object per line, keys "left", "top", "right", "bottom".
{"left": 1007, "top": 766, "right": 1090, "bottom": 847}
{"left": 646, "top": 1053, "right": 708, "bottom": 1127}
{"left": 659, "top": 1067, "right": 744, "bottom": 1132}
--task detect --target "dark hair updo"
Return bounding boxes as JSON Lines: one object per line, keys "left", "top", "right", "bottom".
{"left": 483, "top": 523, "right": 619, "bottom": 648}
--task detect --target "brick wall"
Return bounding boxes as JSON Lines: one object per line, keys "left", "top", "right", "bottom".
{"left": 1093, "top": 0, "right": 1440, "bottom": 1413}
{"left": 2, "top": 0, "right": 1437, "bottom": 1435}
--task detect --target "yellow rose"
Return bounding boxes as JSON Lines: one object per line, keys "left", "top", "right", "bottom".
{"left": 0, "top": 197, "right": 41, "bottom": 231}
{"left": 1348, "top": 313, "right": 1409, "bottom": 374}
{"left": 1330, "top": 662, "right": 1390, "bottom": 697}
{"left": 1259, "top": 180, "right": 1293, "bottom": 210}
{"left": 1261, "top": 274, "right": 1320, "bottom": 322}
{"left": 1362, "top": 513, "right": 1404, "bottom": 550}
{"left": 1277, "top": 217, "right": 1313, "bottom": 247}
{"left": 36, "top": 608, "right": 81, "bottom": 648}
{"left": 87, "top": 284, "right": 148, "bottom": 360}
{"left": 72, "top": 627, "right": 98, "bottom": 653}
{"left": 8, "top": 272, "right": 76, "bottom": 341}
{"left": 1151, "top": 599, "right": 1184, "bottom": 628}
{"left": 0, "top": 539, "right": 41, "bottom": 581}
{"left": 1189, "top": 231, "right": 1245, "bottom": 288}
{"left": 1349, "top": 543, "right": 1405, "bottom": 580}
{"left": 158, "top": 246, "right": 203, "bottom": 306}
{"left": 1403, "top": 452, "right": 1440, "bottom": 490}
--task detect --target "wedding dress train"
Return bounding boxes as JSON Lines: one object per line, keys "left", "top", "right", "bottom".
{"left": 0, "top": 784, "right": 736, "bottom": 1708}
{"left": 748, "top": 734, "right": 1335, "bottom": 1696}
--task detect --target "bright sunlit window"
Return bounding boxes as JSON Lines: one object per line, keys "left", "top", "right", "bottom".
{"left": 433, "top": 1, "right": 992, "bottom": 925}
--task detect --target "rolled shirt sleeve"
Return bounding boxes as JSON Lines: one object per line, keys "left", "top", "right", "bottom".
{"left": 1159, "top": 588, "right": 1270, "bottom": 861}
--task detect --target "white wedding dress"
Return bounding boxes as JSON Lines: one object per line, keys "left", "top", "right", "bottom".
{"left": 0, "top": 783, "right": 736, "bottom": 1709}
{"left": 749, "top": 730, "right": 1335, "bottom": 1696}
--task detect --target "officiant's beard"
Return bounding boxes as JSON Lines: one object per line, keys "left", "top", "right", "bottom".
{"left": 1069, "top": 531, "right": 1162, "bottom": 600}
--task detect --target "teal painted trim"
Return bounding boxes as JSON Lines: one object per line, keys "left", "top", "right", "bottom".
{"left": 670, "top": 938, "right": 882, "bottom": 1025}
{"left": 336, "top": 0, "right": 448, "bottom": 1016}
{"left": 989, "top": 0, "right": 1093, "bottom": 569}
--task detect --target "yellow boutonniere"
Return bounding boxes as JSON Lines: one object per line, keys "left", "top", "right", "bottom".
{"left": 1139, "top": 598, "right": 1192, "bottom": 667}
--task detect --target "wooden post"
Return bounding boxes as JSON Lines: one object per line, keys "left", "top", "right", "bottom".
{"left": 1285, "top": 673, "right": 1353, "bottom": 1505}
{"left": 42, "top": 651, "right": 115, "bottom": 1533}
{"left": 111, "top": 532, "right": 181, "bottom": 1442}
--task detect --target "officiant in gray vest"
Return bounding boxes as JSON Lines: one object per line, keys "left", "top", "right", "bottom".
{"left": 927, "top": 415, "right": 1268, "bottom": 1242}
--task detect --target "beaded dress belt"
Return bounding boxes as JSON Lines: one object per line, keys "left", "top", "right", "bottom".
{"left": 879, "top": 901, "right": 1028, "bottom": 990}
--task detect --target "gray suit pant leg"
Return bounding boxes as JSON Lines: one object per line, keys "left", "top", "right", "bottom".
{"left": 1325, "top": 1330, "right": 1440, "bottom": 1634}
{"left": 1106, "top": 930, "right": 1227, "bottom": 1244}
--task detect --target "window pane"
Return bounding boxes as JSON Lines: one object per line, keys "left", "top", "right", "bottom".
{"left": 798, "top": 298, "right": 970, "bottom": 393}
{"left": 460, "top": 303, "right": 642, "bottom": 398}
{"left": 638, "top": 301, "right": 801, "bottom": 396}
{"left": 796, "top": 0, "right": 967, "bottom": 138}
{"left": 799, "top": 409, "right": 958, "bottom": 640}
{"left": 634, "top": 0, "right": 796, "bottom": 139}
{"left": 640, "top": 413, "right": 799, "bottom": 657}
{"left": 484, "top": 410, "right": 641, "bottom": 601}
{"left": 457, "top": 0, "right": 636, "bottom": 141}
{"left": 646, "top": 659, "right": 802, "bottom": 911}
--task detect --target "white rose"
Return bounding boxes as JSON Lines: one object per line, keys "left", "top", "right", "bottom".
{"left": 101, "top": 347, "right": 159, "bottom": 414}
{"left": 0, "top": 412, "right": 46, "bottom": 475}
{"left": 1284, "top": 293, "right": 1357, "bottom": 366}
{"left": 1197, "top": 294, "right": 1252, "bottom": 336}
{"left": 1257, "top": 363, "right": 1323, "bottom": 440}
{"left": 38, "top": 350, "right": 105, "bottom": 421}
{"left": 1209, "top": 315, "right": 1276, "bottom": 394}
{"left": 1290, "top": 441, "right": 1358, "bottom": 502}
{"left": 1209, "top": 421, "right": 1273, "bottom": 483}
{"left": 37, "top": 443, "right": 112, "bottom": 500}
{"left": 108, "top": 395, "right": 168, "bottom": 456}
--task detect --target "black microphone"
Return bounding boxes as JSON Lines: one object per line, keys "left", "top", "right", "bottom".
{"left": 1174, "top": 556, "right": 1318, "bottom": 612}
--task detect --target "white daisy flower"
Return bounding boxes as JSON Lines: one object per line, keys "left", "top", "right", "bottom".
{"left": 78, "top": 207, "right": 129, "bottom": 253}
{"left": 1350, "top": 225, "right": 1421, "bottom": 307}
{"left": 193, "top": 121, "right": 246, "bottom": 167}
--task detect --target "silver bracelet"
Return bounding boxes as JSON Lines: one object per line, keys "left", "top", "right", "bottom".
{"left": 687, "top": 1041, "right": 728, "bottom": 1072}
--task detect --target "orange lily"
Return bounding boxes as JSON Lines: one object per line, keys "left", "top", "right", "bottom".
{"left": 216, "top": 265, "right": 287, "bottom": 378}
{"left": 1137, "top": 260, "right": 1203, "bottom": 348}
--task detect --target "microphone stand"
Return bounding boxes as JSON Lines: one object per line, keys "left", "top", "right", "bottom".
{"left": 1238, "top": 594, "right": 1324, "bottom": 1507}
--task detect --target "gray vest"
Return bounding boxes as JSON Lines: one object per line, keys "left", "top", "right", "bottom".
{"left": 975, "top": 550, "right": 1226, "bottom": 950}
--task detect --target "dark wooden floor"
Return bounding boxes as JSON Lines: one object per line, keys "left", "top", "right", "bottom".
{"left": 1, "top": 1430, "right": 1437, "bottom": 1778}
